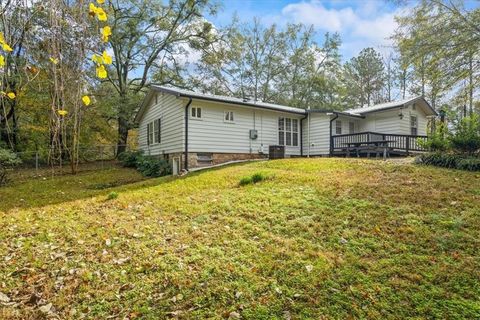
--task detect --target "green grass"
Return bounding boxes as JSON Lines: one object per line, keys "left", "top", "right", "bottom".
{"left": 1, "top": 158, "right": 480, "bottom": 319}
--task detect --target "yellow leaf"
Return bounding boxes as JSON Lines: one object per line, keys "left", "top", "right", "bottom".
{"left": 97, "top": 0, "right": 105, "bottom": 3}
{"left": 2, "top": 43, "right": 13, "bottom": 52}
{"left": 82, "top": 95, "right": 91, "bottom": 106}
{"left": 57, "top": 110, "right": 68, "bottom": 116}
{"left": 92, "top": 53, "right": 103, "bottom": 65}
{"left": 6, "top": 92, "right": 15, "bottom": 99}
{"left": 0, "top": 32, "right": 4, "bottom": 44}
{"left": 102, "top": 50, "right": 112, "bottom": 65}
{"left": 89, "top": 3, "right": 97, "bottom": 14}
{"left": 50, "top": 57, "right": 59, "bottom": 64}
{"left": 101, "top": 26, "right": 111, "bottom": 42}
{"left": 0, "top": 55, "right": 4, "bottom": 67}
{"left": 96, "top": 7, "right": 107, "bottom": 21}
{"left": 96, "top": 65, "right": 107, "bottom": 79}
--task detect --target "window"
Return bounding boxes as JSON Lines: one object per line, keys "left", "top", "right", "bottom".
{"left": 224, "top": 111, "right": 234, "bottom": 122}
{"left": 410, "top": 115, "right": 418, "bottom": 135}
{"left": 278, "top": 117, "right": 298, "bottom": 146}
{"left": 153, "top": 119, "right": 161, "bottom": 143}
{"left": 335, "top": 120, "right": 342, "bottom": 135}
{"left": 349, "top": 122, "right": 355, "bottom": 134}
{"left": 191, "top": 107, "right": 202, "bottom": 119}
{"left": 278, "top": 117, "right": 285, "bottom": 145}
{"left": 147, "top": 119, "right": 161, "bottom": 145}
{"left": 147, "top": 122, "right": 154, "bottom": 145}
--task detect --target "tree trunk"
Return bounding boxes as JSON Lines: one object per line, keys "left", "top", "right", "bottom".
{"left": 116, "top": 115, "right": 129, "bottom": 156}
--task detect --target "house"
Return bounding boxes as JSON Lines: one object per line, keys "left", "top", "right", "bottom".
{"left": 134, "top": 85, "right": 437, "bottom": 174}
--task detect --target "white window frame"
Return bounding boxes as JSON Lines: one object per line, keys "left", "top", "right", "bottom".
{"left": 349, "top": 121, "right": 355, "bottom": 134}
{"left": 224, "top": 110, "right": 234, "bottom": 123}
{"left": 147, "top": 122, "right": 154, "bottom": 146}
{"left": 278, "top": 117, "right": 298, "bottom": 147}
{"left": 191, "top": 107, "right": 202, "bottom": 119}
{"left": 153, "top": 118, "right": 161, "bottom": 144}
{"left": 410, "top": 115, "right": 418, "bottom": 135}
{"left": 336, "top": 120, "right": 342, "bottom": 135}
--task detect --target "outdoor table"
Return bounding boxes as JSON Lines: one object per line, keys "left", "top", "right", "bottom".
{"left": 343, "top": 140, "right": 394, "bottom": 160}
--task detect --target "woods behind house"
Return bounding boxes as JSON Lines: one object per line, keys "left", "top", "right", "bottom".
{"left": 0, "top": 0, "right": 479, "bottom": 171}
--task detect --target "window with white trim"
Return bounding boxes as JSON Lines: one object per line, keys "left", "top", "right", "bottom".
{"left": 224, "top": 111, "right": 234, "bottom": 122}
{"left": 349, "top": 121, "right": 355, "bottom": 134}
{"left": 191, "top": 107, "right": 202, "bottom": 119}
{"left": 147, "top": 119, "right": 161, "bottom": 145}
{"left": 278, "top": 117, "right": 298, "bottom": 146}
{"left": 147, "top": 122, "right": 154, "bottom": 145}
{"left": 410, "top": 115, "right": 418, "bottom": 135}
{"left": 336, "top": 120, "right": 342, "bottom": 135}
{"left": 153, "top": 119, "right": 161, "bottom": 143}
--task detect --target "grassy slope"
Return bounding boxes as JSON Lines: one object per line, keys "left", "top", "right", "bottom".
{"left": 0, "top": 159, "right": 479, "bottom": 319}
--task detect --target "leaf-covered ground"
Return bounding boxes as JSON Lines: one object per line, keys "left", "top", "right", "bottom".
{"left": 0, "top": 159, "right": 479, "bottom": 319}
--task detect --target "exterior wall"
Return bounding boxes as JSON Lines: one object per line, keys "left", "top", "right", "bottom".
{"left": 303, "top": 113, "right": 331, "bottom": 156}
{"left": 332, "top": 116, "right": 361, "bottom": 136}
{"left": 138, "top": 92, "right": 184, "bottom": 155}
{"left": 187, "top": 100, "right": 303, "bottom": 157}
{"left": 358, "top": 103, "right": 430, "bottom": 136}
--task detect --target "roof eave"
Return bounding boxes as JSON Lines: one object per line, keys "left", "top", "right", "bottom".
{"left": 151, "top": 85, "right": 306, "bottom": 115}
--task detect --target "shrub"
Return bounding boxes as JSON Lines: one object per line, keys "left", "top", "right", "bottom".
{"left": 450, "top": 114, "right": 480, "bottom": 155}
{"left": 239, "top": 172, "right": 267, "bottom": 186}
{"left": 107, "top": 191, "right": 119, "bottom": 200}
{"left": 416, "top": 153, "right": 480, "bottom": 171}
{"left": 0, "top": 148, "right": 22, "bottom": 186}
{"left": 239, "top": 176, "right": 252, "bottom": 186}
{"left": 135, "top": 155, "right": 171, "bottom": 177}
{"left": 118, "top": 150, "right": 143, "bottom": 168}
{"left": 457, "top": 158, "right": 480, "bottom": 171}
{"left": 420, "top": 122, "right": 450, "bottom": 151}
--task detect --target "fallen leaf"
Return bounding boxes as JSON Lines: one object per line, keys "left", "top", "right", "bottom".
{"left": 0, "top": 292, "right": 10, "bottom": 303}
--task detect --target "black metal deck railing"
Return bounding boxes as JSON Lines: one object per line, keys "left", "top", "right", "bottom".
{"left": 331, "top": 131, "right": 429, "bottom": 155}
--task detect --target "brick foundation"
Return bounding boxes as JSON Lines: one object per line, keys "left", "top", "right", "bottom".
{"left": 167, "top": 152, "right": 266, "bottom": 171}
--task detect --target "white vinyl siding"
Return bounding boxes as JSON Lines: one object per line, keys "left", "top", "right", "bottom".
{"left": 358, "top": 104, "right": 429, "bottom": 136}
{"left": 303, "top": 113, "right": 330, "bottom": 156}
{"left": 138, "top": 93, "right": 184, "bottom": 154}
{"left": 188, "top": 101, "right": 302, "bottom": 156}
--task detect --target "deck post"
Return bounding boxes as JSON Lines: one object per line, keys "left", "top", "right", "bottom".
{"left": 406, "top": 138, "right": 410, "bottom": 156}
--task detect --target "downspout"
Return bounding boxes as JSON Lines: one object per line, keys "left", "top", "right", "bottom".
{"left": 184, "top": 97, "right": 193, "bottom": 171}
{"left": 300, "top": 112, "right": 308, "bottom": 157}
{"left": 329, "top": 113, "right": 339, "bottom": 157}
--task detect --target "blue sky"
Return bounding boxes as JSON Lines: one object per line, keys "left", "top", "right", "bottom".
{"left": 206, "top": 0, "right": 479, "bottom": 61}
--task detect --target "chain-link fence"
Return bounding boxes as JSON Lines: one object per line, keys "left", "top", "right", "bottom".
{"left": 11, "top": 144, "right": 136, "bottom": 175}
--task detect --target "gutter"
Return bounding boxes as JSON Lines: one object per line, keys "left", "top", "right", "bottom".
{"left": 184, "top": 97, "right": 193, "bottom": 171}
{"left": 300, "top": 113, "right": 309, "bottom": 156}
{"left": 329, "top": 112, "right": 339, "bottom": 157}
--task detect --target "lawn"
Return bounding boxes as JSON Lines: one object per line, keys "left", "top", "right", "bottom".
{"left": 0, "top": 159, "right": 479, "bottom": 319}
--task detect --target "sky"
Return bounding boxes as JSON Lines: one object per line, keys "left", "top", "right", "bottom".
{"left": 205, "top": 0, "right": 479, "bottom": 61}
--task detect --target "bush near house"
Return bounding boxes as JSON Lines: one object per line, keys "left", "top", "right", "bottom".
{"left": 118, "top": 151, "right": 171, "bottom": 177}
{"left": 418, "top": 115, "right": 480, "bottom": 171}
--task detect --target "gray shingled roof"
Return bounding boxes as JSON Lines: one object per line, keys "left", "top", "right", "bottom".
{"left": 151, "top": 85, "right": 307, "bottom": 115}
{"left": 345, "top": 96, "right": 437, "bottom": 116}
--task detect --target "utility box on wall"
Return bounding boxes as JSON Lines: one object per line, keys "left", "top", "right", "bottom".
{"left": 249, "top": 129, "right": 258, "bottom": 140}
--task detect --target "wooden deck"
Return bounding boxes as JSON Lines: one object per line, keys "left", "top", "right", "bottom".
{"left": 331, "top": 132, "right": 428, "bottom": 156}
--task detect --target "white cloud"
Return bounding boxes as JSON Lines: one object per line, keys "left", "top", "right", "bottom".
{"left": 280, "top": 0, "right": 403, "bottom": 59}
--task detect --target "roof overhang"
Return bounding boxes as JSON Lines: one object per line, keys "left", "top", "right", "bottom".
{"left": 351, "top": 97, "right": 438, "bottom": 117}
{"left": 308, "top": 109, "right": 365, "bottom": 119}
